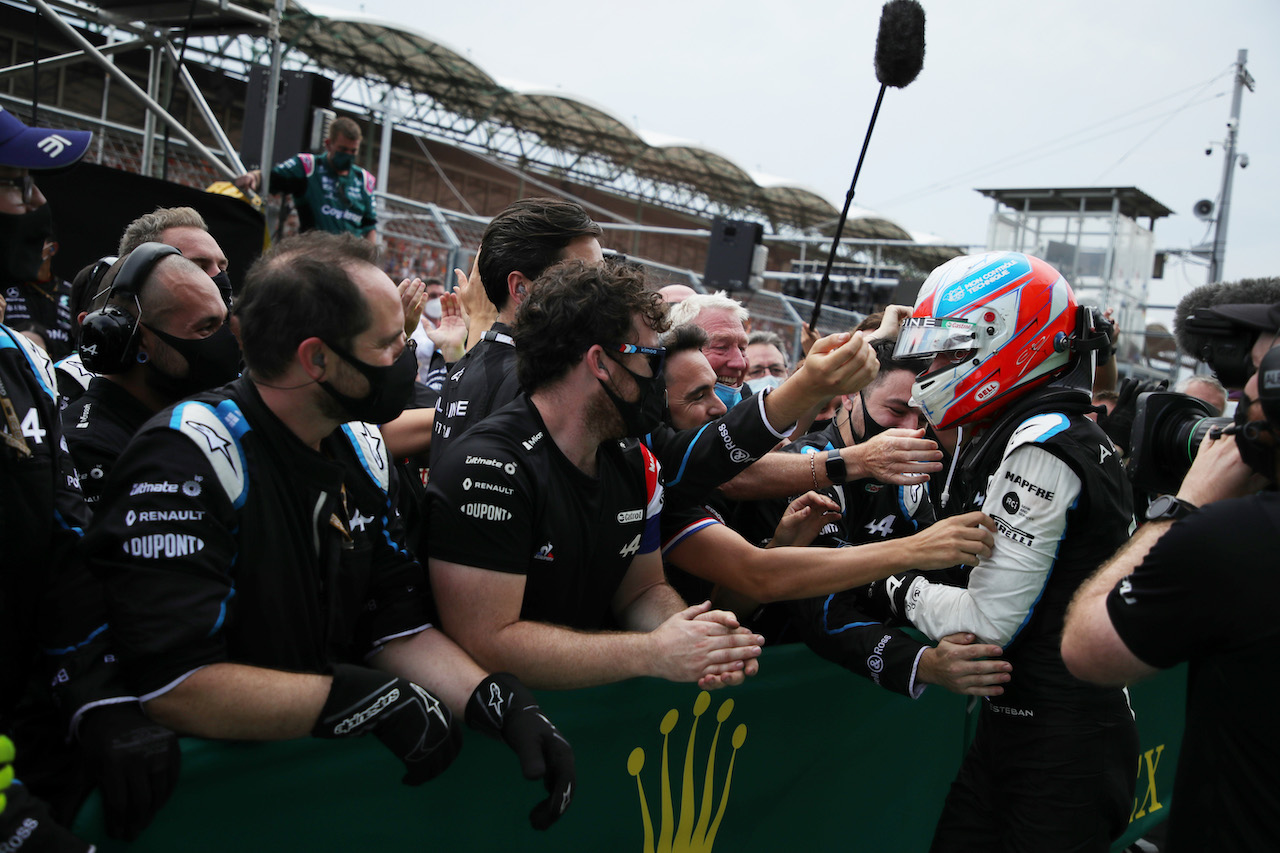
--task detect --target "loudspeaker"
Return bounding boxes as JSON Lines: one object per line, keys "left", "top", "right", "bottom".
{"left": 80, "top": 243, "right": 182, "bottom": 374}
{"left": 240, "top": 69, "right": 334, "bottom": 170}
{"left": 703, "top": 218, "right": 763, "bottom": 292}
{"left": 1193, "top": 199, "right": 1215, "bottom": 222}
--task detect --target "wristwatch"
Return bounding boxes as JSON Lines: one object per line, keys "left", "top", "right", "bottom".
{"left": 1145, "top": 494, "right": 1198, "bottom": 523}
{"left": 825, "top": 448, "right": 847, "bottom": 484}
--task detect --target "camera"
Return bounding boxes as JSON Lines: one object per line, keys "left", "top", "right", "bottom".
{"left": 1175, "top": 309, "right": 1256, "bottom": 388}
{"left": 1127, "top": 392, "right": 1232, "bottom": 494}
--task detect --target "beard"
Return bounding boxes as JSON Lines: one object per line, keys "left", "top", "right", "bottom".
{"left": 587, "top": 382, "right": 626, "bottom": 442}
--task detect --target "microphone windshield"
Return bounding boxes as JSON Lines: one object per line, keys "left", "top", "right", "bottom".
{"left": 874, "top": 0, "right": 927, "bottom": 88}
{"left": 1174, "top": 276, "right": 1280, "bottom": 353}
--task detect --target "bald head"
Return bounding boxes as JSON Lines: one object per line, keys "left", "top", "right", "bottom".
{"left": 141, "top": 254, "right": 226, "bottom": 334}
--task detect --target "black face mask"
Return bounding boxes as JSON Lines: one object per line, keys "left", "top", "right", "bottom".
{"left": 598, "top": 358, "right": 666, "bottom": 439}
{"left": 1232, "top": 393, "right": 1278, "bottom": 480}
{"left": 211, "top": 271, "right": 232, "bottom": 306}
{"left": 0, "top": 204, "right": 53, "bottom": 283}
{"left": 143, "top": 323, "right": 243, "bottom": 399}
{"left": 320, "top": 338, "right": 417, "bottom": 424}
{"left": 857, "top": 389, "right": 891, "bottom": 442}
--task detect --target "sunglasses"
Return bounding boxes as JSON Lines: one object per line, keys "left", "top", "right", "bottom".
{"left": 611, "top": 343, "right": 666, "bottom": 377}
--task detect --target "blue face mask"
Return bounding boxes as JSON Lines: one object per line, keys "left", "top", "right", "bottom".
{"left": 745, "top": 375, "right": 785, "bottom": 395}
{"left": 714, "top": 382, "right": 742, "bottom": 410}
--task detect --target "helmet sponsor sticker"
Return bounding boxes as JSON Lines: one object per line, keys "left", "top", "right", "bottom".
{"left": 975, "top": 381, "right": 1000, "bottom": 402}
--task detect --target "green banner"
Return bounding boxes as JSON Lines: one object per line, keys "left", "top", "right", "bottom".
{"left": 73, "top": 646, "right": 1184, "bottom": 851}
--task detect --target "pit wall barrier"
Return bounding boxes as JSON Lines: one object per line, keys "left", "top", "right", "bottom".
{"left": 74, "top": 644, "right": 1182, "bottom": 851}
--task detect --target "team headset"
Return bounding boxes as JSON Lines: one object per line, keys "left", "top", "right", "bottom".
{"left": 79, "top": 242, "right": 182, "bottom": 374}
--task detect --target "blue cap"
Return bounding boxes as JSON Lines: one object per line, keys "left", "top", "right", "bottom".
{"left": 0, "top": 107, "right": 91, "bottom": 170}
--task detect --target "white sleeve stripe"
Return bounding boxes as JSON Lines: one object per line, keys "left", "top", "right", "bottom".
{"left": 661, "top": 517, "right": 720, "bottom": 555}
{"left": 365, "top": 623, "right": 434, "bottom": 660}
{"left": 138, "top": 666, "right": 207, "bottom": 704}
{"left": 757, "top": 389, "right": 791, "bottom": 440}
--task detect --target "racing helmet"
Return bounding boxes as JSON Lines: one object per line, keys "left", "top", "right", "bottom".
{"left": 894, "top": 252, "right": 1079, "bottom": 430}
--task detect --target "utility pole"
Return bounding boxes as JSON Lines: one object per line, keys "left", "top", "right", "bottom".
{"left": 1208, "top": 49, "right": 1254, "bottom": 284}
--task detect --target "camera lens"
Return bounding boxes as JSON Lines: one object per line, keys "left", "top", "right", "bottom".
{"left": 1129, "top": 393, "right": 1230, "bottom": 494}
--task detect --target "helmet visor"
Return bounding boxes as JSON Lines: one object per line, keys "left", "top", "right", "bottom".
{"left": 893, "top": 317, "right": 977, "bottom": 360}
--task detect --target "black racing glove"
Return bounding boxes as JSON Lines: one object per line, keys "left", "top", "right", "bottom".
{"left": 312, "top": 664, "right": 462, "bottom": 786}
{"left": 0, "top": 741, "right": 94, "bottom": 852}
{"left": 466, "top": 673, "right": 575, "bottom": 830}
{"left": 77, "top": 703, "right": 181, "bottom": 841}
{"left": 1096, "top": 313, "right": 1118, "bottom": 366}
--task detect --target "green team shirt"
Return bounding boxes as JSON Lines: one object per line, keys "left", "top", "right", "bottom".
{"left": 269, "top": 152, "right": 377, "bottom": 236}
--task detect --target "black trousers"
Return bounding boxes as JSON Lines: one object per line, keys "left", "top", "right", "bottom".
{"left": 930, "top": 709, "right": 1139, "bottom": 853}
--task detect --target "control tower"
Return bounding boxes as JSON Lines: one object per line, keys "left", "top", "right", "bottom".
{"left": 978, "top": 186, "right": 1172, "bottom": 366}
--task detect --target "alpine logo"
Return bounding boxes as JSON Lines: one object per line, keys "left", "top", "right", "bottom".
{"left": 1118, "top": 576, "right": 1137, "bottom": 605}
{"left": 349, "top": 510, "right": 373, "bottom": 532}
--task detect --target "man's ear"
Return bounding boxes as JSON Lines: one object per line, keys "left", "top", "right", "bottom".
{"left": 299, "top": 337, "right": 327, "bottom": 380}
{"left": 508, "top": 271, "right": 530, "bottom": 305}
{"left": 585, "top": 343, "right": 611, "bottom": 381}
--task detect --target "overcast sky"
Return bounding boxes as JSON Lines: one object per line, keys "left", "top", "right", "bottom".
{"left": 317, "top": 0, "right": 1277, "bottom": 313}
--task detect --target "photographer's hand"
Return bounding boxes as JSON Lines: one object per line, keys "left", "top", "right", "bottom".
{"left": 1176, "top": 430, "right": 1268, "bottom": 507}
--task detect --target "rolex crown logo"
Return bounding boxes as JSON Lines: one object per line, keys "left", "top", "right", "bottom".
{"left": 627, "top": 691, "right": 748, "bottom": 853}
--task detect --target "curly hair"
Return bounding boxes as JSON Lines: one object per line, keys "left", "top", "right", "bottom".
{"left": 515, "top": 259, "right": 669, "bottom": 393}
{"left": 477, "top": 198, "right": 601, "bottom": 311}
{"left": 234, "top": 231, "right": 378, "bottom": 380}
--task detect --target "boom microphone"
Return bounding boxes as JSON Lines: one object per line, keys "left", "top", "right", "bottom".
{"left": 1173, "top": 276, "right": 1280, "bottom": 355}
{"left": 809, "top": 0, "right": 927, "bottom": 332}
{"left": 875, "top": 0, "right": 927, "bottom": 88}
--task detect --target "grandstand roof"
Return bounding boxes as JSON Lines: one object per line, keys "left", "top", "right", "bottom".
{"left": 275, "top": 4, "right": 945, "bottom": 250}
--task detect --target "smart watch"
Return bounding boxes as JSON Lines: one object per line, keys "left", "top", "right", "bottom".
{"left": 825, "top": 448, "right": 847, "bottom": 485}
{"left": 1144, "top": 494, "right": 1198, "bottom": 523}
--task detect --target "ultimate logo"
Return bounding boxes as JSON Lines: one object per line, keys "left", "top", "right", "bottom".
{"left": 627, "top": 692, "right": 747, "bottom": 853}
